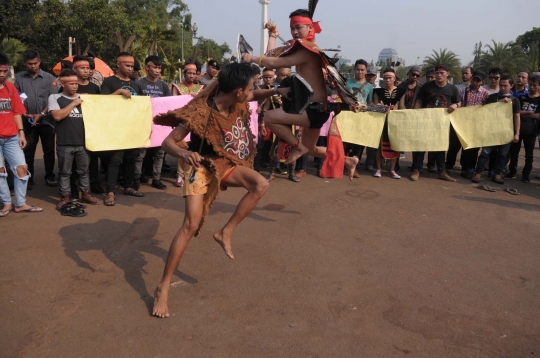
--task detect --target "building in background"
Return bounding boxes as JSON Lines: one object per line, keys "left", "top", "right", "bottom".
{"left": 378, "top": 48, "right": 405, "bottom": 66}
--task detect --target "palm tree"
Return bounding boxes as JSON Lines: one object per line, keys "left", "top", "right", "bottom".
{"left": 477, "top": 40, "right": 531, "bottom": 75}
{"left": 422, "top": 49, "right": 462, "bottom": 80}
{"left": 0, "top": 37, "right": 26, "bottom": 66}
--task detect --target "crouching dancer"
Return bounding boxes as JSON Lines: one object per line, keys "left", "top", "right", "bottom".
{"left": 152, "top": 63, "right": 289, "bottom": 318}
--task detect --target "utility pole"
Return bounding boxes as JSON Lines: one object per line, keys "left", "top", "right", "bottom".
{"left": 68, "top": 37, "right": 76, "bottom": 57}
{"left": 259, "top": 0, "right": 271, "bottom": 55}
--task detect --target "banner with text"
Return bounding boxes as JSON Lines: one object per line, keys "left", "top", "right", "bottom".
{"left": 335, "top": 111, "right": 386, "bottom": 148}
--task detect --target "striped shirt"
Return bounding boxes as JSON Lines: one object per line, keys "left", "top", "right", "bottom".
{"left": 459, "top": 86, "right": 490, "bottom": 107}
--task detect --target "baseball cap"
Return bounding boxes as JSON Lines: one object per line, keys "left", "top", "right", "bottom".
{"left": 408, "top": 65, "right": 421, "bottom": 74}
{"left": 367, "top": 66, "right": 377, "bottom": 75}
{"left": 472, "top": 70, "right": 486, "bottom": 81}
{"left": 435, "top": 63, "right": 449, "bottom": 72}
{"left": 207, "top": 59, "right": 220, "bottom": 70}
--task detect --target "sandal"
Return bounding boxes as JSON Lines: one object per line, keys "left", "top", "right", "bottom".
{"left": 478, "top": 185, "right": 497, "bottom": 192}
{"left": 123, "top": 188, "right": 145, "bottom": 197}
{"left": 59, "top": 203, "right": 87, "bottom": 217}
{"left": 288, "top": 173, "right": 301, "bottom": 182}
{"left": 0, "top": 208, "right": 10, "bottom": 217}
{"left": 104, "top": 193, "right": 116, "bottom": 206}
{"left": 504, "top": 187, "right": 519, "bottom": 195}
{"left": 13, "top": 205, "right": 43, "bottom": 213}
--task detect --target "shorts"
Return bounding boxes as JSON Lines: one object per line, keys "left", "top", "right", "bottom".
{"left": 305, "top": 107, "right": 331, "bottom": 129}
{"left": 183, "top": 162, "right": 236, "bottom": 196}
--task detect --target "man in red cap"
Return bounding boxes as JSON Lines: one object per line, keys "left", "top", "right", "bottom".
{"left": 242, "top": 8, "right": 360, "bottom": 180}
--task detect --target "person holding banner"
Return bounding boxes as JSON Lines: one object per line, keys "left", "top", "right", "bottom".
{"left": 171, "top": 62, "right": 205, "bottom": 188}
{"left": 472, "top": 75, "right": 521, "bottom": 185}
{"left": 100, "top": 52, "right": 144, "bottom": 206}
{"left": 152, "top": 63, "right": 289, "bottom": 318}
{"left": 410, "top": 64, "right": 460, "bottom": 182}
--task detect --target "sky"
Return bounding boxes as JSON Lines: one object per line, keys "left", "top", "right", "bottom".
{"left": 184, "top": 0, "right": 540, "bottom": 66}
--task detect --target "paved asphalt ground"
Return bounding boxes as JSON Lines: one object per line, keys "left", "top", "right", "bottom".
{"left": 1, "top": 149, "right": 540, "bottom": 357}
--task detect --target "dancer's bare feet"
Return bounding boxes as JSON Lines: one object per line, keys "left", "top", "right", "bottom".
{"left": 345, "top": 157, "right": 359, "bottom": 181}
{"left": 284, "top": 144, "right": 308, "bottom": 165}
{"left": 213, "top": 230, "right": 234, "bottom": 260}
{"left": 153, "top": 285, "right": 170, "bottom": 318}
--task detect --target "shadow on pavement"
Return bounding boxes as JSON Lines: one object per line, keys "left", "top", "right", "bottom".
{"left": 59, "top": 217, "right": 197, "bottom": 313}
{"left": 453, "top": 195, "right": 540, "bottom": 212}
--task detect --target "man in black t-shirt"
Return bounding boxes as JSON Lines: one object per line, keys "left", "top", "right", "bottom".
{"left": 100, "top": 52, "right": 144, "bottom": 206}
{"left": 410, "top": 64, "right": 460, "bottom": 182}
{"left": 506, "top": 75, "right": 540, "bottom": 183}
{"left": 134, "top": 55, "right": 171, "bottom": 190}
{"left": 48, "top": 69, "right": 100, "bottom": 210}
{"left": 472, "top": 75, "right": 521, "bottom": 185}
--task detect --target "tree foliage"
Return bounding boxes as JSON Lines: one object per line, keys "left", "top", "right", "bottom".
{"left": 422, "top": 49, "right": 462, "bottom": 79}
{"left": 475, "top": 40, "right": 530, "bottom": 75}
{"left": 0, "top": 38, "right": 27, "bottom": 66}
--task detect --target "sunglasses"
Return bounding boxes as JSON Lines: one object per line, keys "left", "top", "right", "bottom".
{"left": 410, "top": 73, "right": 421, "bottom": 78}
{"left": 489, "top": 76, "right": 500, "bottom": 80}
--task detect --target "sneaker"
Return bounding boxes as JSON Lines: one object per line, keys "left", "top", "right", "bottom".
{"left": 174, "top": 176, "right": 184, "bottom": 188}
{"left": 373, "top": 169, "right": 382, "bottom": 178}
{"left": 151, "top": 179, "right": 167, "bottom": 190}
{"left": 492, "top": 174, "right": 504, "bottom": 184}
{"left": 45, "top": 176, "right": 58, "bottom": 187}
{"left": 522, "top": 174, "right": 530, "bottom": 183}
{"left": 504, "top": 172, "right": 516, "bottom": 179}
{"left": 438, "top": 172, "right": 457, "bottom": 182}
{"left": 471, "top": 173, "right": 481, "bottom": 183}
{"left": 410, "top": 169, "right": 420, "bottom": 181}
{"left": 389, "top": 171, "right": 401, "bottom": 179}
{"left": 365, "top": 165, "right": 376, "bottom": 173}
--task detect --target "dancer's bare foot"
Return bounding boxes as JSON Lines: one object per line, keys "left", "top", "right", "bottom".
{"left": 153, "top": 285, "right": 170, "bottom": 318}
{"left": 213, "top": 230, "right": 234, "bottom": 260}
{"left": 284, "top": 144, "right": 308, "bottom": 165}
{"left": 345, "top": 157, "right": 359, "bottom": 181}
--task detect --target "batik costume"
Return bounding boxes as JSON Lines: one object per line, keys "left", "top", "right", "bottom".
{"left": 154, "top": 81, "right": 256, "bottom": 236}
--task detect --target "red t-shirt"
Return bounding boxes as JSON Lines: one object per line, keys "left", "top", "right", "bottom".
{"left": 0, "top": 81, "right": 26, "bottom": 138}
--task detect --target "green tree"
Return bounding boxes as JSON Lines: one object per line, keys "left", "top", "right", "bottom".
{"left": 477, "top": 40, "right": 530, "bottom": 75}
{"left": 470, "top": 41, "right": 483, "bottom": 69}
{"left": 422, "top": 48, "right": 462, "bottom": 80}
{"left": 0, "top": 38, "right": 27, "bottom": 66}
{"left": 194, "top": 37, "right": 231, "bottom": 64}
{"left": 0, "top": 0, "right": 39, "bottom": 42}
{"left": 516, "top": 27, "right": 540, "bottom": 72}
{"left": 338, "top": 63, "right": 354, "bottom": 78}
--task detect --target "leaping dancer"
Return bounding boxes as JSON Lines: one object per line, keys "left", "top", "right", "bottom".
{"left": 242, "top": 1, "right": 378, "bottom": 180}
{"left": 151, "top": 63, "right": 290, "bottom": 318}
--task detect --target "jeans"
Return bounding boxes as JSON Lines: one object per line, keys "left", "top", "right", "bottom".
{"left": 445, "top": 126, "right": 462, "bottom": 170}
{"left": 296, "top": 155, "right": 308, "bottom": 170}
{"left": 427, "top": 152, "right": 436, "bottom": 168}
{"left": 23, "top": 122, "right": 56, "bottom": 181}
{"left": 135, "top": 147, "right": 165, "bottom": 180}
{"left": 476, "top": 144, "right": 511, "bottom": 175}
{"left": 57, "top": 145, "right": 90, "bottom": 195}
{"left": 364, "top": 147, "right": 376, "bottom": 168}
{"left": 102, "top": 148, "right": 137, "bottom": 193}
{"left": 413, "top": 151, "right": 446, "bottom": 173}
{"left": 508, "top": 135, "right": 536, "bottom": 175}
{"left": 314, "top": 136, "right": 327, "bottom": 170}
{"left": 0, "top": 135, "right": 30, "bottom": 207}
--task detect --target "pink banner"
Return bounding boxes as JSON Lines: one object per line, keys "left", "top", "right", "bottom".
{"left": 149, "top": 96, "right": 259, "bottom": 147}
{"left": 149, "top": 96, "right": 193, "bottom": 147}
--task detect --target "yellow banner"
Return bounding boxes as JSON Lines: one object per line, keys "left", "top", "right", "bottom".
{"left": 81, "top": 95, "right": 152, "bottom": 151}
{"left": 387, "top": 108, "right": 450, "bottom": 151}
{"left": 336, "top": 111, "right": 386, "bottom": 148}
{"left": 450, "top": 102, "right": 513, "bottom": 149}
